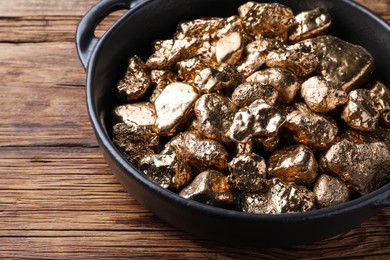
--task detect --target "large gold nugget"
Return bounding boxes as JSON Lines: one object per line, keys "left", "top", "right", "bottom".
{"left": 267, "top": 145, "right": 318, "bottom": 187}
{"left": 182, "top": 131, "right": 229, "bottom": 173}
{"left": 284, "top": 108, "right": 338, "bottom": 150}
{"left": 215, "top": 32, "right": 243, "bottom": 64}
{"left": 229, "top": 99, "right": 285, "bottom": 143}
{"left": 289, "top": 8, "right": 332, "bottom": 43}
{"left": 237, "top": 37, "right": 285, "bottom": 77}
{"left": 194, "top": 94, "right": 237, "bottom": 142}
{"left": 323, "top": 140, "right": 390, "bottom": 195}
{"left": 238, "top": 2, "right": 295, "bottom": 39}
{"left": 242, "top": 178, "right": 315, "bottom": 214}
{"left": 149, "top": 70, "right": 177, "bottom": 103}
{"left": 140, "top": 148, "right": 192, "bottom": 190}
{"left": 266, "top": 40, "right": 319, "bottom": 78}
{"left": 313, "top": 174, "right": 349, "bottom": 208}
{"left": 315, "top": 35, "right": 374, "bottom": 92}
{"left": 370, "top": 81, "right": 390, "bottom": 126}
{"left": 341, "top": 89, "right": 380, "bottom": 131}
{"left": 247, "top": 68, "right": 300, "bottom": 104}
{"left": 154, "top": 82, "right": 199, "bottom": 136}
{"left": 175, "top": 17, "right": 224, "bottom": 41}
{"left": 146, "top": 38, "right": 199, "bottom": 69}
{"left": 117, "top": 55, "right": 151, "bottom": 101}
{"left": 193, "top": 68, "right": 231, "bottom": 94}
{"left": 232, "top": 82, "right": 278, "bottom": 107}
{"left": 112, "top": 102, "right": 156, "bottom": 129}
{"left": 112, "top": 122, "right": 158, "bottom": 168}
{"left": 179, "top": 170, "right": 238, "bottom": 207}
{"left": 227, "top": 153, "right": 267, "bottom": 192}
{"left": 301, "top": 76, "right": 348, "bottom": 113}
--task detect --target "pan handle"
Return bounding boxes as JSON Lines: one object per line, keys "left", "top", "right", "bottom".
{"left": 76, "top": 0, "right": 144, "bottom": 70}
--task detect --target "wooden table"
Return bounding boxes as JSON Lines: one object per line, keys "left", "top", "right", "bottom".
{"left": 0, "top": 0, "right": 389, "bottom": 258}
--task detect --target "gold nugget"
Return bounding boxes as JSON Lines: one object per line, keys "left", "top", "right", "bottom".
{"left": 154, "top": 82, "right": 199, "bottom": 135}
{"left": 231, "top": 82, "right": 278, "bottom": 107}
{"left": 215, "top": 32, "right": 243, "bottom": 64}
{"left": 370, "top": 81, "right": 390, "bottom": 126}
{"left": 193, "top": 68, "right": 231, "bottom": 93}
{"left": 313, "top": 174, "right": 350, "bottom": 208}
{"left": 117, "top": 55, "right": 151, "bottom": 101}
{"left": 149, "top": 70, "right": 177, "bottom": 103}
{"left": 112, "top": 102, "right": 156, "bottom": 129}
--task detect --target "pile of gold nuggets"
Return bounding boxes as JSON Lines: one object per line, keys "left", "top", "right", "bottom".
{"left": 111, "top": 2, "right": 390, "bottom": 214}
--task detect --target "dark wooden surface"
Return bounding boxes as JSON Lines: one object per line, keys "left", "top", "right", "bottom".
{"left": 0, "top": 0, "right": 389, "bottom": 259}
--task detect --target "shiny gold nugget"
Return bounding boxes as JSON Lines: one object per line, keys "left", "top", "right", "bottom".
{"left": 313, "top": 174, "right": 350, "bottom": 208}
{"left": 370, "top": 81, "right": 390, "bottom": 126}
{"left": 177, "top": 57, "right": 211, "bottom": 83}
{"left": 194, "top": 93, "right": 237, "bottom": 142}
{"left": 289, "top": 8, "right": 332, "bottom": 43}
{"left": 179, "top": 170, "right": 238, "bottom": 207}
{"left": 182, "top": 131, "right": 229, "bottom": 172}
{"left": 231, "top": 82, "right": 278, "bottom": 107}
{"left": 193, "top": 68, "right": 231, "bottom": 93}
{"left": 117, "top": 55, "right": 151, "bottom": 101}
{"left": 112, "top": 102, "right": 156, "bottom": 129}
{"left": 301, "top": 76, "right": 348, "bottom": 113}
{"left": 229, "top": 99, "right": 285, "bottom": 143}
{"left": 247, "top": 68, "right": 300, "bottom": 104}
{"left": 284, "top": 108, "right": 338, "bottom": 150}
{"left": 341, "top": 89, "right": 380, "bottom": 131}
{"left": 323, "top": 140, "right": 390, "bottom": 195}
{"left": 154, "top": 82, "right": 199, "bottom": 135}
{"left": 315, "top": 35, "right": 374, "bottom": 92}
{"left": 267, "top": 145, "right": 318, "bottom": 187}
{"left": 238, "top": 2, "right": 295, "bottom": 39}
{"left": 215, "top": 32, "right": 243, "bottom": 64}
{"left": 149, "top": 70, "right": 177, "bottom": 103}
{"left": 227, "top": 153, "right": 267, "bottom": 192}
{"left": 242, "top": 178, "right": 315, "bottom": 214}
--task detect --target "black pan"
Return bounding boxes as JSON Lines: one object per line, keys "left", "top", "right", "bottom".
{"left": 76, "top": 0, "right": 390, "bottom": 247}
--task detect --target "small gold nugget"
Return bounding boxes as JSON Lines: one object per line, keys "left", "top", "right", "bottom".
{"left": 231, "top": 82, "right": 278, "bottom": 107}
{"left": 247, "top": 68, "right": 300, "bottom": 104}
{"left": 242, "top": 178, "right": 315, "bottom": 214}
{"left": 112, "top": 102, "right": 156, "bottom": 129}
{"left": 315, "top": 35, "right": 374, "bottom": 92}
{"left": 176, "top": 57, "right": 211, "bottom": 83}
{"left": 301, "top": 76, "right": 348, "bottom": 113}
{"left": 284, "top": 107, "right": 338, "bottom": 150}
{"left": 140, "top": 148, "right": 192, "bottom": 190}
{"left": 229, "top": 99, "right": 285, "bottom": 143}
{"left": 313, "top": 174, "right": 350, "bottom": 208}
{"left": 227, "top": 153, "right": 267, "bottom": 192}
{"left": 182, "top": 131, "right": 229, "bottom": 173}
{"left": 112, "top": 122, "right": 158, "bottom": 167}
{"left": 215, "top": 32, "right": 243, "bottom": 64}
{"left": 193, "top": 68, "right": 231, "bottom": 93}
{"left": 323, "top": 140, "right": 390, "bottom": 195}
{"left": 154, "top": 82, "right": 199, "bottom": 135}
{"left": 370, "top": 81, "right": 390, "bottom": 126}
{"left": 117, "top": 55, "right": 151, "bottom": 101}
{"left": 341, "top": 89, "right": 380, "bottom": 131}
{"left": 289, "top": 8, "right": 332, "bottom": 43}
{"left": 194, "top": 93, "right": 237, "bottom": 142}
{"left": 238, "top": 2, "right": 295, "bottom": 39}
{"left": 179, "top": 170, "right": 238, "bottom": 207}
{"left": 149, "top": 70, "right": 177, "bottom": 103}
{"left": 267, "top": 145, "right": 318, "bottom": 187}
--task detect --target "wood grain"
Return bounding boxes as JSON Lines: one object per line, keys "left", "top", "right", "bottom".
{"left": 0, "top": 0, "right": 389, "bottom": 259}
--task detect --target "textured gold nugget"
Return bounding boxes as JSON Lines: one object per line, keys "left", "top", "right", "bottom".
{"left": 313, "top": 174, "right": 350, "bottom": 208}
{"left": 247, "top": 68, "right": 300, "bottom": 104}
{"left": 215, "top": 32, "right": 243, "bottom": 64}
{"left": 341, "top": 89, "right": 380, "bottom": 131}
{"left": 289, "top": 8, "right": 332, "bottom": 43}
{"left": 242, "top": 178, "right": 315, "bottom": 214}
{"left": 268, "top": 145, "right": 318, "bottom": 187}
{"left": 231, "top": 82, "right": 278, "bottom": 107}
{"left": 112, "top": 102, "right": 156, "bottom": 129}
{"left": 227, "top": 153, "right": 267, "bottom": 192}
{"left": 238, "top": 2, "right": 295, "bottom": 39}
{"left": 229, "top": 99, "right": 285, "bottom": 143}
{"left": 179, "top": 170, "right": 238, "bottom": 207}
{"left": 370, "top": 81, "right": 390, "bottom": 126}
{"left": 194, "top": 93, "right": 237, "bottom": 142}
{"left": 117, "top": 55, "right": 151, "bottom": 101}
{"left": 154, "top": 82, "right": 199, "bottom": 135}
{"left": 177, "top": 57, "right": 211, "bottom": 83}
{"left": 301, "top": 76, "right": 348, "bottom": 113}
{"left": 193, "top": 68, "right": 231, "bottom": 93}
